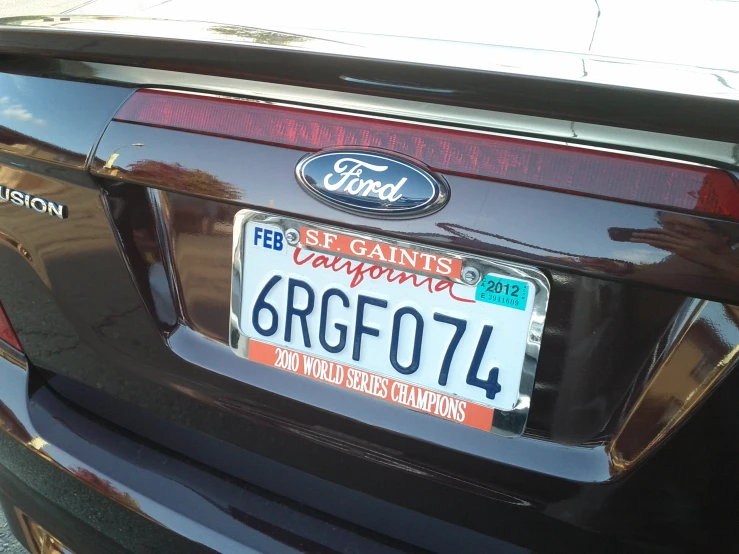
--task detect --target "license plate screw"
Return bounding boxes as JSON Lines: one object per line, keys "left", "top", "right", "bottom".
{"left": 285, "top": 228, "right": 300, "bottom": 246}
{"left": 461, "top": 266, "right": 480, "bottom": 285}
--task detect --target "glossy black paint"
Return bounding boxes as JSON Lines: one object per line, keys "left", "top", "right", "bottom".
{"left": 0, "top": 27, "right": 738, "bottom": 143}
{"left": 0, "top": 120, "right": 610, "bottom": 551}
{"left": 4, "top": 336, "right": 739, "bottom": 553}
{"left": 94, "top": 122, "right": 739, "bottom": 307}
{"left": 0, "top": 72, "right": 131, "bottom": 168}
{"left": 0, "top": 66, "right": 738, "bottom": 554}
{"left": 0, "top": 357, "right": 610, "bottom": 554}
{"left": 147, "top": 189, "right": 683, "bottom": 452}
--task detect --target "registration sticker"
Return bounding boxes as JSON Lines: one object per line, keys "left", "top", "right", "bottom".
{"left": 476, "top": 275, "right": 530, "bottom": 311}
{"left": 230, "top": 210, "right": 550, "bottom": 436}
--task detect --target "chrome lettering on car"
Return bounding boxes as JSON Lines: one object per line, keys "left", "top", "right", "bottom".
{"left": 295, "top": 148, "right": 449, "bottom": 218}
{"left": 322, "top": 158, "right": 406, "bottom": 201}
{"left": 0, "top": 185, "right": 68, "bottom": 219}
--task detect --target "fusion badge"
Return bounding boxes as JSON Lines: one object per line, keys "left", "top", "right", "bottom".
{"left": 295, "top": 149, "right": 449, "bottom": 218}
{"left": 0, "top": 185, "right": 68, "bottom": 219}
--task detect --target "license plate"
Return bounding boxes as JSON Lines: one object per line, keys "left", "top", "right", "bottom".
{"left": 230, "top": 210, "right": 549, "bottom": 436}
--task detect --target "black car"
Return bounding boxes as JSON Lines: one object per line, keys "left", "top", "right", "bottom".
{"left": 1, "top": 6, "right": 738, "bottom": 553}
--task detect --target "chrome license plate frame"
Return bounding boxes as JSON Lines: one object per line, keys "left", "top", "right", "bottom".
{"left": 230, "top": 209, "right": 550, "bottom": 437}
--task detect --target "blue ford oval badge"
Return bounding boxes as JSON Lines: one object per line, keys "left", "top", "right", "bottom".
{"left": 295, "top": 149, "right": 449, "bottom": 218}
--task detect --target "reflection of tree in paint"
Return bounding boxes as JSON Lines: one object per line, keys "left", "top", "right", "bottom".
{"left": 127, "top": 160, "right": 239, "bottom": 200}
{"left": 209, "top": 25, "right": 310, "bottom": 47}
{"left": 0, "top": 402, "right": 32, "bottom": 443}
{"left": 70, "top": 467, "right": 141, "bottom": 512}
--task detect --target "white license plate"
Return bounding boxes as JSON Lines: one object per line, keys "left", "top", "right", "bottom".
{"left": 230, "top": 210, "right": 549, "bottom": 436}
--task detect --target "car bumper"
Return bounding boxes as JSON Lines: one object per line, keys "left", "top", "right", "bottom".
{"left": 0, "top": 350, "right": 535, "bottom": 554}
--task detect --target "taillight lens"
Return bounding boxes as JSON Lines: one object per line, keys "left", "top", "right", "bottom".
{"left": 0, "top": 302, "right": 22, "bottom": 351}
{"left": 115, "top": 89, "right": 739, "bottom": 221}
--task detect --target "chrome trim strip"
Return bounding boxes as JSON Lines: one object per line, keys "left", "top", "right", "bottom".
{"left": 0, "top": 338, "right": 25, "bottom": 369}
{"left": 76, "top": 62, "right": 739, "bottom": 169}
{"left": 148, "top": 188, "right": 186, "bottom": 325}
{"left": 14, "top": 508, "right": 75, "bottom": 554}
{"left": 339, "top": 76, "right": 457, "bottom": 95}
{"left": 230, "top": 209, "right": 551, "bottom": 437}
{"left": 609, "top": 300, "right": 739, "bottom": 472}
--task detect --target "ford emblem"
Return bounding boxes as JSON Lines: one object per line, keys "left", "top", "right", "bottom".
{"left": 295, "top": 149, "right": 449, "bottom": 218}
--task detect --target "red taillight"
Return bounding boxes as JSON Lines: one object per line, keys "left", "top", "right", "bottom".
{"left": 0, "top": 302, "right": 22, "bottom": 352}
{"left": 115, "top": 89, "right": 739, "bottom": 221}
